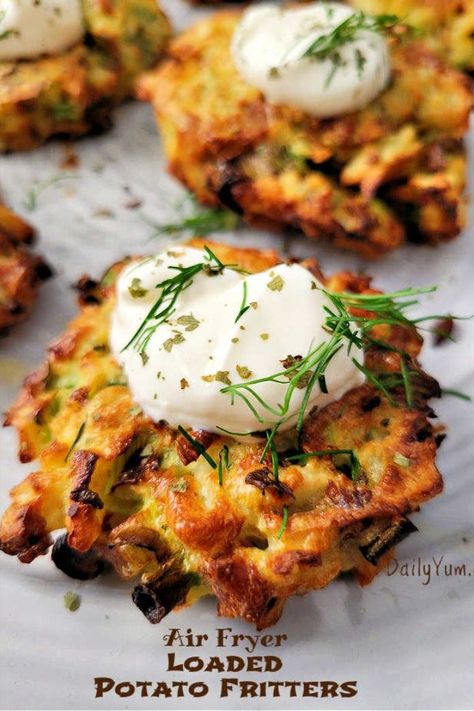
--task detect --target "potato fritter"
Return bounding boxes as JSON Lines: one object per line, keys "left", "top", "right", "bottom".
{"left": 0, "top": 240, "right": 443, "bottom": 628}
{"left": 0, "top": 205, "right": 52, "bottom": 333}
{"left": 138, "top": 11, "right": 472, "bottom": 258}
{"left": 0, "top": 0, "right": 171, "bottom": 152}
{"left": 349, "top": 0, "right": 474, "bottom": 72}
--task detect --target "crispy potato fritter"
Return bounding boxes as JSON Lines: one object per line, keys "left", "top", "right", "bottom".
{"left": 0, "top": 0, "right": 171, "bottom": 152}
{"left": 138, "top": 11, "right": 472, "bottom": 258}
{"left": 0, "top": 205, "right": 51, "bottom": 333}
{"left": 0, "top": 241, "right": 444, "bottom": 628}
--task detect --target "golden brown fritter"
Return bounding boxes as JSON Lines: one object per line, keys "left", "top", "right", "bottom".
{"left": 138, "top": 10, "right": 472, "bottom": 258}
{"left": 0, "top": 240, "right": 444, "bottom": 628}
{"left": 349, "top": 0, "right": 474, "bottom": 72}
{"left": 0, "top": 205, "right": 52, "bottom": 333}
{"left": 0, "top": 0, "right": 171, "bottom": 152}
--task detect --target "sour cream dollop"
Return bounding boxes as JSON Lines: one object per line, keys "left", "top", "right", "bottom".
{"left": 0, "top": 0, "right": 84, "bottom": 62}
{"left": 231, "top": 2, "right": 391, "bottom": 118}
{"left": 110, "top": 247, "right": 363, "bottom": 438}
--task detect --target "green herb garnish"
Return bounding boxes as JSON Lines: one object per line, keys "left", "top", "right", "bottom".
{"left": 177, "top": 426, "right": 217, "bottom": 469}
{"left": 217, "top": 445, "right": 230, "bottom": 486}
{"left": 236, "top": 365, "right": 252, "bottom": 380}
{"left": 263, "top": 427, "right": 281, "bottom": 482}
{"left": 163, "top": 332, "right": 185, "bottom": 352}
{"left": 64, "top": 591, "right": 81, "bottom": 612}
{"left": 52, "top": 99, "right": 79, "bottom": 122}
{"left": 302, "top": 11, "right": 398, "bottom": 61}
{"left": 65, "top": 421, "right": 86, "bottom": 462}
{"left": 277, "top": 505, "right": 289, "bottom": 539}
{"left": 122, "top": 246, "right": 227, "bottom": 357}
{"left": 23, "top": 174, "right": 78, "bottom": 212}
{"left": 267, "top": 274, "right": 284, "bottom": 292}
{"left": 235, "top": 281, "right": 250, "bottom": 323}
{"left": 145, "top": 204, "right": 239, "bottom": 238}
{"left": 301, "top": 10, "right": 398, "bottom": 86}
{"left": 128, "top": 277, "right": 148, "bottom": 298}
{"left": 441, "top": 388, "right": 472, "bottom": 402}
{"left": 219, "top": 285, "right": 461, "bottom": 432}
{"left": 202, "top": 371, "right": 232, "bottom": 385}
{"left": 177, "top": 314, "right": 200, "bottom": 331}
{"left": 393, "top": 453, "right": 411, "bottom": 468}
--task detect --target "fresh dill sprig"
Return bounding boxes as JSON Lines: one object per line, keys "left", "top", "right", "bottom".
{"left": 302, "top": 11, "right": 398, "bottom": 61}
{"left": 0, "top": 10, "right": 19, "bottom": 41}
{"left": 220, "top": 285, "right": 460, "bottom": 429}
{"left": 123, "top": 246, "right": 251, "bottom": 358}
{"left": 299, "top": 10, "right": 398, "bottom": 86}
{"left": 277, "top": 505, "right": 289, "bottom": 539}
{"left": 145, "top": 204, "right": 239, "bottom": 238}
{"left": 352, "top": 360, "right": 397, "bottom": 405}
{"left": 65, "top": 420, "right": 86, "bottom": 462}
{"left": 177, "top": 426, "right": 217, "bottom": 469}
{"left": 217, "top": 445, "right": 230, "bottom": 486}
{"left": 122, "top": 246, "right": 227, "bottom": 356}
{"left": 235, "top": 280, "right": 250, "bottom": 324}
{"left": 441, "top": 389, "right": 472, "bottom": 402}
{"left": 260, "top": 426, "right": 281, "bottom": 481}
{"left": 23, "top": 174, "right": 78, "bottom": 212}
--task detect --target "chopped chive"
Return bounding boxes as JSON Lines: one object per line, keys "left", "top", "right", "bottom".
{"left": 65, "top": 421, "right": 86, "bottom": 462}
{"left": 441, "top": 388, "right": 472, "bottom": 402}
{"left": 217, "top": 445, "right": 230, "bottom": 486}
{"left": 393, "top": 452, "right": 411, "bottom": 467}
{"left": 277, "top": 505, "right": 289, "bottom": 539}
{"left": 235, "top": 280, "right": 250, "bottom": 323}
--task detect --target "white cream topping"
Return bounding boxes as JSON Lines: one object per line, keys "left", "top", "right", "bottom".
{"left": 0, "top": 0, "right": 84, "bottom": 62}
{"left": 231, "top": 2, "right": 391, "bottom": 118}
{"left": 110, "top": 247, "right": 364, "bottom": 439}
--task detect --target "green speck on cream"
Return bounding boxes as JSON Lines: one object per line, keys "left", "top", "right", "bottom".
{"left": 267, "top": 274, "right": 284, "bottom": 292}
{"left": 236, "top": 365, "right": 252, "bottom": 380}
{"left": 128, "top": 277, "right": 148, "bottom": 298}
